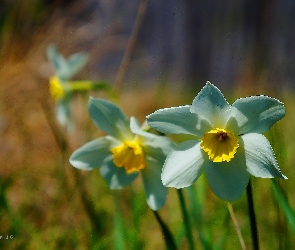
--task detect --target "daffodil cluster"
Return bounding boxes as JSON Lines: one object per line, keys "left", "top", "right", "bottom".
{"left": 147, "top": 82, "right": 287, "bottom": 201}
{"left": 69, "top": 98, "right": 174, "bottom": 210}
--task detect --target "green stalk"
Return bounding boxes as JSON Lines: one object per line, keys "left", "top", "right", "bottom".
{"left": 246, "top": 179, "right": 259, "bottom": 250}
{"left": 153, "top": 210, "right": 177, "bottom": 250}
{"left": 177, "top": 189, "right": 195, "bottom": 250}
{"left": 113, "top": 191, "right": 126, "bottom": 250}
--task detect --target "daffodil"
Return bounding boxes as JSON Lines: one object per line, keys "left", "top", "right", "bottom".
{"left": 69, "top": 98, "right": 174, "bottom": 210}
{"left": 147, "top": 82, "right": 287, "bottom": 201}
{"left": 47, "top": 44, "right": 88, "bottom": 129}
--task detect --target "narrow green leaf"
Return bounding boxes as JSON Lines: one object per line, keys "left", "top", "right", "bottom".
{"left": 187, "top": 176, "right": 212, "bottom": 249}
{"left": 271, "top": 180, "right": 295, "bottom": 234}
{"left": 114, "top": 191, "right": 126, "bottom": 250}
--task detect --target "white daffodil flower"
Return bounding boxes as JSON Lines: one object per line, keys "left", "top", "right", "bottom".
{"left": 147, "top": 82, "right": 287, "bottom": 201}
{"left": 69, "top": 98, "right": 174, "bottom": 210}
{"left": 47, "top": 45, "right": 88, "bottom": 129}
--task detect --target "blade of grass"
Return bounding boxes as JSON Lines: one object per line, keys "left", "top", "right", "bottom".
{"left": 271, "top": 179, "right": 295, "bottom": 234}
{"left": 186, "top": 178, "right": 212, "bottom": 249}
{"left": 114, "top": 191, "right": 126, "bottom": 250}
{"left": 227, "top": 203, "right": 246, "bottom": 250}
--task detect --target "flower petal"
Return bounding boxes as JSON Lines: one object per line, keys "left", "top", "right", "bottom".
{"left": 88, "top": 98, "right": 133, "bottom": 141}
{"left": 69, "top": 136, "right": 118, "bottom": 170}
{"left": 47, "top": 45, "right": 67, "bottom": 77}
{"left": 100, "top": 155, "right": 138, "bottom": 189}
{"left": 230, "top": 95, "right": 285, "bottom": 135}
{"left": 130, "top": 117, "right": 157, "bottom": 139}
{"left": 147, "top": 106, "right": 202, "bottom": 136}
{"left": 65, "top": 52, "right": 88, "bottom": 80}
{"left": 190, "top": 82, "right": 231, "bottom": 129}
{"left": 204, "top": 151, "right": 250, "bottom": 201}
{"left": 143, "top": 136, "right": 175, "bottom": 162}
{"left": 161, "top": 140, "right": 204, "bottom": 188}
{"left": 142, "top": 156, "right": 168, "bottom": 210}
{"left": 241, "top": 133, "right": 287, "bottom": 179}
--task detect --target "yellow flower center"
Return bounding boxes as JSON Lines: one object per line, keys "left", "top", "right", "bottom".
{"left": 200, "top": 128, "right": 239, "bottom": 162}
{"left": 49, "top": 75, "right": 65, "bottom": 101}
{"left": 111, "top": 141, "right": 146, "bottom": 174}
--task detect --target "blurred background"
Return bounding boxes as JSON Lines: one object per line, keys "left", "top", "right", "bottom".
{"left": 0, "top": 0, "right": 295, "bottom": 249}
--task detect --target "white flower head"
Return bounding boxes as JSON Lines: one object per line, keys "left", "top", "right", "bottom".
{"left": 147, "top": 82, "right": 287, "bottom": 201}
{"left": 47, "top": 45, "right": 89, "bottom": 130}
{"left": 70, "top": 98, "right": 174, "bottom": 210}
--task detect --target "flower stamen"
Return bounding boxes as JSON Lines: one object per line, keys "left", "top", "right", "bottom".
{"left": 200, "top": 128, "right": 239, "bottom": 162}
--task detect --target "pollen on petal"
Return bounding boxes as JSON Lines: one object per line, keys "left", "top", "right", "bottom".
{"left": 200, "top": 128, "right": 239, "bottom": 162}
{"left": 49, "top": 75, "right": 65, "bottom": 101}
{"left": 111, "top": 141, "right": 146, "bottom": 174}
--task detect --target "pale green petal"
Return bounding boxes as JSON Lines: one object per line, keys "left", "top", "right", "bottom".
{"left": 88, "top": 98, "right": 133, "bottom": 141}
{"left": 130, "top": 117, "right": 174, "bottom": 157}
{"left": 56, "top": 98, "right": 75, "bottom": 131}
{"left": 143, "top": 136, "right": 175, "bottom": 163}
{"left": 69, "top": 137, "right": 117, "bottom": 170}
{"left": 190, "top": 82, "right": 230, "bottom": 129}
{"left": 65, "top": 52, "right": 88, "bottom": 80}
{"left": 130, "top": 116, "right": 157, "bottom": 138}
{"left": 161, "top": 140, "right": 204, "bottom": 188}
{"left": 100, "top": 155, "right": 138, "bottom": 189}
{"left": 47, "top": 45, "right": 67, "bottom": 73}
{"left": 241, "top": 133, "right": 287, "bottom": 179}
{"left": 147, "top": 106, "right": 202, "bottom": 136}
{"left": 204, "top": 151, "right": 250, "bottom": 201}
{"left": 142, "top": 156, "right": 168, "bottom": 211}
{"left": 229, "top": 96, "right": 285, "bottom": 135}
{"left": 47, "top": 44, "right": 88, "bottom": 80}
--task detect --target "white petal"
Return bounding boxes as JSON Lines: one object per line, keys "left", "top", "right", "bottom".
{"left": 100, "top": 155, "right": 138, "bottom": 189}
{"left": 142, "top": 157, "right": 168, "bottom": 211}
{"left": 147, "top": 106, "right": 202, "bottom": 136}
{"left": 230, "top": 95, "right": 285, "bottom": 135}
{"left": 204, "top": 151, "right": 250, "bottom": 201}
{"left": 130, "top": 117, "right": 157, "bottom": 138}
{"left": 161, "top": 140, "right": 204, "bottom": 188}
{"left": 241, "top": 133, "right": 287, "bottom": 179}
{"left": 190, "top": 82, "right": 231, "bottom": 129}
{"left": 69, "top": 136, "right": 119, "bottom": 170}
{"left": 143, "top": 136, "right": 175, "bottom": 162}
{"left": 88, "top": 98, "right": 133, "bottom": 141}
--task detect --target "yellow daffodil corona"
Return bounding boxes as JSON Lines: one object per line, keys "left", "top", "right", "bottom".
{"left": 200, "top": 128, "right": 239, "bottom": 162}
{"left": 111, "top": 141, "right": 146, "bottom": 174}
{"left": 49, "top": 75, "right": 65, "bottom": 101}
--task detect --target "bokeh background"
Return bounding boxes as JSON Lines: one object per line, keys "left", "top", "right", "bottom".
{"left": 0, "top": 0, "right": 295, "bottom": 249}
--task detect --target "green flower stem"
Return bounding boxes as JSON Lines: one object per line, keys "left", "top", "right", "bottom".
{"left": 64, "top": 80, "right": 117, "bottom": 98}
{"left": 177, "top": 189, "right": 195, "bottom": 250}
{"left": 246, "top": 179, "right": 259, "bottom": 250}
{"left": 153, "top": 210, "right": 177, "bottom": 250}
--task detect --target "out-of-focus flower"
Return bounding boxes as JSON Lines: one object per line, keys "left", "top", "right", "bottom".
{"left": 147, "top": 82, "right": 287, "bottom": 201}
{"left": 47, "top": 45, "right": 89, "bottom": 129}
{"left": 69, "top": 98, "right": 174, "bottom": 210}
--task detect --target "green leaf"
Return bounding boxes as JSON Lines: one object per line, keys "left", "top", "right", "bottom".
{"left": 114, "top": 191, "right": 127, "bottom": 250}
{"left": 271, "top": 180, "right": 295, "bottom": 234}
